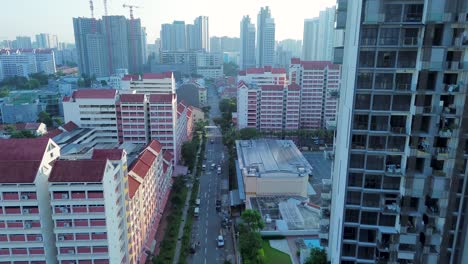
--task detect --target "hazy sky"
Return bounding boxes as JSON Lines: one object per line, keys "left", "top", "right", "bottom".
{"left": 1, "top": 0, "right": 336, "bottom": 43}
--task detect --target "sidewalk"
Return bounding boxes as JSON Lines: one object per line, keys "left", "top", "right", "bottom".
{"left": 172, "top": 141, "right": 202, "bottom": 264}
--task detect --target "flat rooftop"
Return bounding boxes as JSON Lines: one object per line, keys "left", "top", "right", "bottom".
{"left": 236, "top": 139, "right": 312, "bottom": 178}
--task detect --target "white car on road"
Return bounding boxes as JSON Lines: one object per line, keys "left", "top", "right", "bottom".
{"left": 217, "top": 235, "right": 224, "bottom": 247}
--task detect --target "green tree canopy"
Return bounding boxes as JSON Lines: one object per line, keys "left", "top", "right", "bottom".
{"left": 305, "top": 248, "right": 327, "bottom": 264}
{"left": 241, "top": 209, "right": 265, "bottom": 232}
{"left": 38, "top": 111, "right": 53, "bottom": 127}
{"left": 219, "top": 98, "right": 237, "bottom": 114}
{"left": 239, "top": 128, "right": 259, "bottom": 140}
{"left": 223, "top": 62, "right": 239, "bottom": 77}
{"left": 239, "top": 225, "right": 263, "bottom": 264}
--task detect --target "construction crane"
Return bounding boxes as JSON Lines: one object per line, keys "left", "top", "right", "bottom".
{"left": 89, "top": 0, "right": 94, "bottom": 18}
{"left": 103, "top": 0, "right": 108, "bottom": 16}
{"left": 122, "top": 4, "right": 140, "bottom": 20}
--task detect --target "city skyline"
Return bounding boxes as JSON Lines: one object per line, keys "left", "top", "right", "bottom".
{"left": 0, "top": 0, "right": 336, "bottom": 43}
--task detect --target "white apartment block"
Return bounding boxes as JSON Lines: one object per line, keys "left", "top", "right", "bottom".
{"left": 0, "top": 49, "right": 37, "bottom": 79}
{"left": 0, "top": 49, "right": 56, "bottom": 80}
{"left": 0, "top": 138, "right": 61, "bottom": 264}
{"left": 196, "top": 52, "right": 223, "bottom": 79}
{"left": 62, "top": 89, "right": 119, "bottom": 143}
{"left": 49, "top": 149, "right": 129, "bottom": 264}
{"left": 121, "top": 72, "right": 175, "bottom": 94}
{"left": 237, "top": 66, "right": 287, "bottom": 86}
{"left": 63, "top": 87, "right": 192, "bottom": 164}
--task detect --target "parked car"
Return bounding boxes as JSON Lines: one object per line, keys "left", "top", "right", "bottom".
{"left": 195, "top": 199, "right": 200, "bottom": 206}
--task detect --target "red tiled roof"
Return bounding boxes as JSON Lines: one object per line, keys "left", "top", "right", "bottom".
{"left": 61, "top": 121, "right": 79, "bottom": 132}
{"left": 177, "top": 103, "right": 186, "bottom": 114}
{"left": 148, "top": 140, "right": 162, "bottom": 153}
{"left": 139, "top": 150, "right": 157, "bottom": 167}
{"left": 163, "top": 151, "right": 173, "bottom": 163}
{"left": 246, "top": 68, "right": 265, "bottom": 74}
{"left": 0, "top": 138, "right": 50, "bottom": 161}
{"left": 42, "top": 128, "right": 63, "bottom": 139}
{"left": 294, "top": 60, "right": 339, "bottom": 70}
{"left": 72, "top": 89, "right": 117, "bottom": 99}
{"left": 92, "top": 149, "right": 124, "bottom": 161}
{"left": 149, "top": 94, "right": 174, "bottom": 103}
{"left": 237, "top": 81, "right": 248, "bottom": 88}
{"left": 271, "top": 68, "right": 286, "bottom": 74}
{"left": 0, "top": 123, "right": 41, "bottom": 131}
{"left": 130, "top": 159, "right": 151, "bottom": 178}
{"left": 62, "top": 96, "right": 71, "bottom": 102}
{"left": 261, "top": 85, "right": 284, "bottom": 91}
{"left": 142, "top": 72, "right": 172, "bottom": 79}
{"left": 122, "top": 74, "right": 139, "bottom": 81}
{"left": 288, "top": 83, "right": 301, "bottom": 91}
{"left": 291, "top": 57, "right": 301, "bottom": 64}
{"left": 128, "top": 176, "right": 140, "bottom": 199}
{"left": 120, "top": 94, "right": 145, "bottom": 103}
{"left": 244, "top": 67, "right": 286, "bottom": 75}
{"left": 238, "top": 70, "right": 246, "bottom": 76}
{"left": 0, "top": 161, "right": 42, "bottom": 183}
{"left": 49, "top": 160, "right": 107, "bottom": 182}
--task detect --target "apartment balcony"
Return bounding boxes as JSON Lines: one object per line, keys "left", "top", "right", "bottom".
{"left": 401, "top": 36, "right": 420, "bottom": 46}
{"left": 421, "top": 61, "right": 444, "bottom": 70}
{"left": 445, "top": 61, "right": 468, "bottom": 71}
{"left": 398, "top": 250, "right": 416, "bottom": 261}
{"left": 409, "top": 147, "right": 431, "bottom": 158}
{"left": 381, "top": 203, "right": 400, "bottom": 215}
{"left": 433, "top": 147, "right": 455, "bottom": 160}
{"left": 385, "top": 164, "right": 404, "bottom": 177}
{"left": 321, "top": 192, "right": 331, "bottom": 201}
{"left": 363, "top": 13, "right": 385, "bottom": 24}
{"left": 414, "top": 106, "right": 441, "bottom": 115}
{"left": 428, "top": 177, "right": 449, "bottom": 199}
{"left": 443, "top": 83, "right": 467, "bottom": 94}
{"left": 426, "top": 12, "right": 452, "bottom": 23}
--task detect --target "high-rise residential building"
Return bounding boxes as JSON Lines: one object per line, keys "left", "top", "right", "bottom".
{"left": 277, "top": 39, "right": 302, "bottom": 58}
{"left": 102, "top": 16, "right": 129, "bottom": 73}
{"left": 160, "top": 21, "right": 187, "bottom": 51}
{"left": 236, "top": 60, "right": 340, "bottom": 130}
{"left": 173, "top": 21, "right": 187, "bottom": 51}
{"left": 49, "top": 154, "right": 129, "bottom": 263}
{"left": 193, "top": 16, "right": 210, "bottom": 51}
{"left": 256, "top": 7, "right": 275, "bottom": 67}
{"left": 289, "top": 59, "right": 340, "bottom": 129}
{"left": 186, "top": 24, "right": 197, "bottom": 51}
{"left": 302, "top": 6, "right": 343, "bottom": 61}
{"left": 0, "top": 138, "right": 61, "bottom": 263}
{"left": 240, "top": 16, "right": 256, "bottom": 70}
{"left": 127, "top": 140, "right": 174, "bottom": 264}
{"left": 73, "top": 16, "right": 146, "bottom": 77}
{"left": 328, "top": 1, "right": 468, "bottom": 264}
{"left": 0, "top": 48, "right": 56, "bottom": 80}
{"left": 15, "top": 36, "right": 32, "bottom": 49}
{"left": 127, "top": 18, "right": 145, "bottom": 73}
{"left": 35, "top": 33, "right": 58, "bottom": 49}
{"left": 210, "top": 36, "right": 240, "bottom": 53}
{"left": 64, "top": 73, "right": 193, "bottom": 163}
{"left": 73, "top": 17, "right": 109, "bottom": 77}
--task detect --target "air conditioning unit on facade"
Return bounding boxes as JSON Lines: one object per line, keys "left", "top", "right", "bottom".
{"left": 21, "top": 195, "right": 29, "bottom": 200}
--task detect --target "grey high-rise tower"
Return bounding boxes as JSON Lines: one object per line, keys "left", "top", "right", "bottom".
{"left": 256, "top": 7, "right": 275, "bottom": 67}
{"left": 240, "top": 15, "right": 256, "bottom": 70}
{"left": 73, "top": 17, "right": 109, "bottom": 77}
{"left": 328, "top": 1, "right": 468, "bottom": 264}
{"left": 102, "top": 16, "right": 129, "bottom": 73}
{"left": 194, "top": 16, "right": 210, "bottom": 51}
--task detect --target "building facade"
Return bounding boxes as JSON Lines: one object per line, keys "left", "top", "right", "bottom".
{"left": 289, "top": 59, "right": 340, "bottom": 129}
{"left": 193, "top": 16, "right": 210, "bottom": 52}
{"left": 0, "top": 48, "right": 56, "bottom": 80}
{"left": 302, "top": 6, "right": 344, "bottom": 61}
{"left": 0, "top": 138, "right": 61, "bottom": 264}
{"left": 240, "top": 16, "right": 256, "bottom": 70}
{"left": 256, "top": 7, "right": 275, "bottom": 67}
{"left": 328, "top": 1, "right": 468, "bottom": 264}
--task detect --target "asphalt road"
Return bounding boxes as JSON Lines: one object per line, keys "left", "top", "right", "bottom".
{"left": 188, "top": 85, "right": 235, "bottom": 263}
